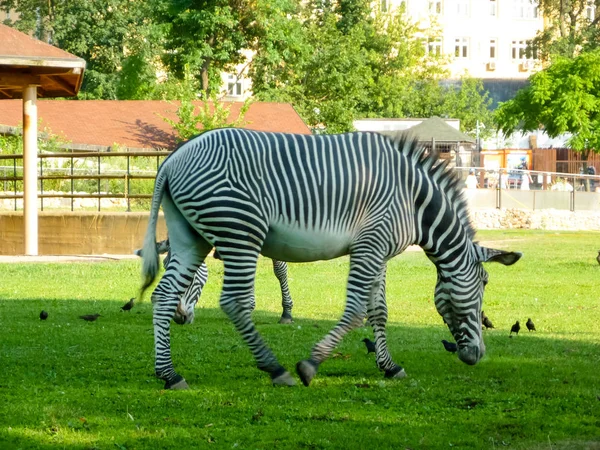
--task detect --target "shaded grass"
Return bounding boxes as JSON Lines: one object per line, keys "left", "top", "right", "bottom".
{"left": 0, "top": 230, "right": 599, "bottom": 449}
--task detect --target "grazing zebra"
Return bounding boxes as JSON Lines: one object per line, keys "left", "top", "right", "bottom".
{"left": 135, "top": 239, "right": 294, "bottom": 325}
{"left": 139, "top": 129, "right": 521, "bottom": 389}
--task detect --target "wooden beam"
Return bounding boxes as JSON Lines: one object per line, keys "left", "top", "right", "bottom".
{"left": 0, "top": 73, "right": 41, "bottom": 87}
{"left": 43, "top": 74, "right": 75, "bottom": 96}
{"left": 0, "top": 88, "right": 12, "bottom": 99}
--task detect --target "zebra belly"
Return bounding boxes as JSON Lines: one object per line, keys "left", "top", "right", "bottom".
{"left": 261, "top": 223, "right": 351, "bottom": 262}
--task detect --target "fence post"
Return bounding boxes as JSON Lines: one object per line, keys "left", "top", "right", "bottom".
{"left": 97, "top": 154, "right": 101, "bottom": 212}
{"left": 496, "top": 169, "right": 502, "bottom": 209}
{"left": 70, "top": 156, "right": 74, "bottom": 212}
{"left": 39, "top": 157, "right": 43, "bottom": 211}
{"left": 570, "top": 176, "right": 575, "bottom": 212}
{"left": 126, "top": 154, "right": 131, "bottom": 212}
{"left": 13, "top": 156, "right": 17, "bottom": 211}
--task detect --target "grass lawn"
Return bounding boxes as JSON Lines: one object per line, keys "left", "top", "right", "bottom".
{"left": 0, "top": 229, "right": 599, "bottom": 449}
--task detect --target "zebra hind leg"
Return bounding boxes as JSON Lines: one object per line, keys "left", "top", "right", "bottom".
{"left": 367, "top": 267, "right": 406, "bottom": 380}
{"left": 273, "top": 259, "right": 293, "bottom": 324}
{"left": 219, "top": 250, "right": 295, "bottom": 386}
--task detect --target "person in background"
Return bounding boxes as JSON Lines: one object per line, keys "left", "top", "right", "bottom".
{"left": 465, "top": 169, "right": 479, "bottom": 189}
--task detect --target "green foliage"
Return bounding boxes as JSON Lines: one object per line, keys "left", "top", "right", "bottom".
{"left": 495, "top": 50, "right": 600, "bottom": 152}
{"left": 532, "top": 0, "right": 600, "bottom": 60}
{"left": 0, "top": 231, "right": 599, "bottom": 448}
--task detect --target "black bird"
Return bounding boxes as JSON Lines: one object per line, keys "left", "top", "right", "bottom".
{"left": 481, "top": 311, "right": 494, "bottom": 329}
{"left": 40, "top": 310, "right": 48, "bottom": 320}
{"left": 526, "top": 318, "right": 536, "bottom": 332}
{"left": 596, "top": 250, "right": 600, "bottom": 265}
{"left": 79, "top": 314, "right": 101, "bottom": 322}
{"left": 441, "top": 339, "right": 458, "bottom": 353}
{"left": 121, "top": 298, "right": 134, "bottom": 311}
{"left": 362, "top": 338, "right": 376, "bottom": 354}
{"left": 510, "top": 321, "right": 520, "bottom": 336}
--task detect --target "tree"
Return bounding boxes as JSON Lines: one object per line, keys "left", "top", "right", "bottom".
{"left": 251, "top": 1, "right": 451, "bottom": 132}
{"left": 495, "top": 50, "right": 600, "bottom": 152}
{"left": 155, "top": 0, "right": 258, "bottom": 95}
{"left": 531, "top": 0, "right": 600, "bottom": 60}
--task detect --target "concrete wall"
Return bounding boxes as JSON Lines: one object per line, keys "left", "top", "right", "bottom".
{"left": 0, "top": 212, "right": 167, "bottom": 256}
{"left": 1, "top": 208, "right": 599, "bottom": 256}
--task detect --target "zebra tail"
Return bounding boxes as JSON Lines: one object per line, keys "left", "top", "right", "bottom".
{"left": 139, "top": 167, "right": 168, "bottom": 300}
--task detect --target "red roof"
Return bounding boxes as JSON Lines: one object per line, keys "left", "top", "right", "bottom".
{"left": 0, "top": 100, "right": 311, "bottom": 149}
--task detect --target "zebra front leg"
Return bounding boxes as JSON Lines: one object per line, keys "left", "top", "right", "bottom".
{"left": 273, "top": 259, "right": 294, "bottom": 324}
{"left": 296, "top": 252, "right": 382, "bottom": 386}
{"left": 220, "top": 255, "right": 296, "bottom": 386}
{"left": 367, "top": 267, "right": 406, "bottom": 379}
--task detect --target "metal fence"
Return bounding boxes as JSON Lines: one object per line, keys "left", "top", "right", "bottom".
{"left": 0, "top": 151, "right": 170, "bottom": 211}
{"left": 1, "top": 153, "right": 599, "bottom": 212}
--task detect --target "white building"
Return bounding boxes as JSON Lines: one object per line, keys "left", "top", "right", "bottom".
{"left": 395, "top": 0, "right": 544, "bottom": 79}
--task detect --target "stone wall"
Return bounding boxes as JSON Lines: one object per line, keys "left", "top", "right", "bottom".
{"left": 472, "top": 208, "right": 600, "bottom": 231}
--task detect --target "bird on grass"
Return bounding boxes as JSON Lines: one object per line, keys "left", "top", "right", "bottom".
{"left": 526, "top": 318, "right": 536, "bottom": 332}
{"left": 79, "top": 314, "right": 101, "bottom": 322}
{"left": 362, "top": 338, "right": 376, "bottom": 354}
{"left": 509, "top": 321, "right": 520, "bottom": 337}
{"left": 441, "top": 339, "right": 458, "bottom": 353}
{"left": 40, "top": 310, "right": 48, "bottom": 320}
{"left": 121, "top": 298, "right": 134, "bottom": 311}
{"left": 481, "top": 311, "right": 494, "bottom": 329}
{"left": 596, "top": 250, "right": 600, "bottom": 265}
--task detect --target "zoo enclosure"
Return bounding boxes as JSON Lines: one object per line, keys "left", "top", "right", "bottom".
{"left": 0, "top": 151, "right": 599, "bottom": 212}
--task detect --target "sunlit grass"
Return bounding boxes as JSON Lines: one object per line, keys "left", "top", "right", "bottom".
{"left": 0, "top": 230, "right": 599, "bottom": 449}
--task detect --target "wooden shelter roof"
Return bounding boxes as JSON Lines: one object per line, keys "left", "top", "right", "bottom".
{"left": 0, "top": 24, "right": 86, "bottom": 99}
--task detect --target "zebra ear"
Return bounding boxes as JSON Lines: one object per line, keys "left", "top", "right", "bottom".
{"left": 475, "top": 244, "right": 522, "bottom": 266}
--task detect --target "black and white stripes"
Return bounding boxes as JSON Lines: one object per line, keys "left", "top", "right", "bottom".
{"left": 140, "top": 128, "right": 521, "bottom": 389}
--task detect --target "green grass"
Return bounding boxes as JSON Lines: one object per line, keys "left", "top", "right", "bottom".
{"left": 0, "top": 230, "right": 599, "bottom": 449}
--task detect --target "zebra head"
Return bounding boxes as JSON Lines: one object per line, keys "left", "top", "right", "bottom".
{"left": 433, "top": 244, "right": 522, "bottom": 365}
{"left": 172, "top": 263, "right": 208, "bottom": 325}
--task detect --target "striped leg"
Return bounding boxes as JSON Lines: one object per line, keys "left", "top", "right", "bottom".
{"left": 273, "top": 260, "right": 294, "bottom": 324}
{"left": 152, "top": 252, "right": 204, "bottom": 389}
{"left": 173, "top": 262, "right": 209, "bottom": 325}
{"left": 296, "top": 250, "right": 383, "bottom": 386}
{"left": 367, "top": 266, "right": 406, "bottom": 379}
{"left": 218, "top": 247, "right": 295, "bottom": 386}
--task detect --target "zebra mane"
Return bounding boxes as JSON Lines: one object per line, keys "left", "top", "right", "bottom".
{"left": 382, "top": 133, "right": 477, "bottom": 241}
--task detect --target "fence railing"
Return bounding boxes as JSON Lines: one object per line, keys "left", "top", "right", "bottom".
{"left": 0, "top": 151, "right": 170, "bottom": 211}
{"left": 0, "top": 153, "right": 599, "bottom": 212}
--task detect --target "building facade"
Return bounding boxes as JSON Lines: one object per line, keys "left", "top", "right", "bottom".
{"left": 398, "top": 0, "right": 544, "bottom": 80}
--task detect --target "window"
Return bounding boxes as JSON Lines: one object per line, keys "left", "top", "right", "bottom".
{"left": 429, "top": 0, "right": 442, "bottom": 14}
{"left": 511, "top": 40, "right": 527, "bottom": 60}
{"left": 427, "top": 37, "right": 443, "bottom": 56}
{"left": 513, "top": 0, "right": 538, "bottom": 19}
{"left": 454, "top": 37, "right": 469, "bottom": 58}
{"left": 586, "top": 1, "right": 596, "bottom": 20}
{"left": 511, "top": 40, "right": 537, "bottom": 60}
{"left": 455, "top": 0, "right": 470, "bottom": 16}
{"left": 489, "top": 39, "right": 497, "bottom": 59}
{"left": 489, "top": 0, "right": 497, "bottom": 16}
{"left": 227, "top": 74, "right": 243, "bottom": 97}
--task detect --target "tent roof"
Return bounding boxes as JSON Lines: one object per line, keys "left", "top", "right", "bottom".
{"left": 0, "top": 24, "right": 86, "bottom": 99}
{"left": 383, "top": 116, "right": 475, "bottom": 143}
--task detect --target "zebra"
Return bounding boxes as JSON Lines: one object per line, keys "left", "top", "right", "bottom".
{"left": 139, "top": 128, "right": 522, "bottom": 389}
{"left": 135, "top": 240, "right": 294, "bottom": 325}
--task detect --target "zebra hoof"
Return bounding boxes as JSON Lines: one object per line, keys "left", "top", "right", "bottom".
{"left": 384, "top": 366, "right": 407, "bottom": 379}
{"left": 164, "top": 375, "right": 189, "bottom": 390}
{"left": 272, "top": 371, "right": 296, "bottom": 386}
{"left": 296, "top": 359, "right": 318, "bottom": 387}
{"left": 278, "top": 316, "right": 293, "bottom": 324}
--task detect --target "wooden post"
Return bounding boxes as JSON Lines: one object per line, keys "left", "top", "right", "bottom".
{"left": 23, "top": 85, "right": 39, "bottom": 255}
